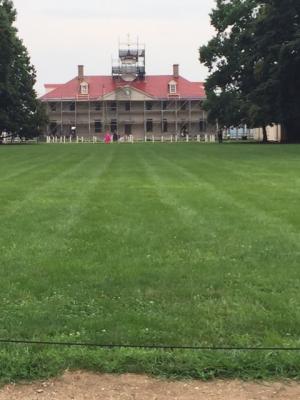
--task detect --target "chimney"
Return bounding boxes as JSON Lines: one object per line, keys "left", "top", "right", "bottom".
{"left": 78, "top": 65, "right": 84, "bottom": 80}
{"left": 173, "top": 64, "right": 179, "bottom": 78}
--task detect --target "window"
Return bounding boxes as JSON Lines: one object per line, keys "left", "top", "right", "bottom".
{"left": 181, "top": 101, "right": 187, "bottom": 110}
{"left": 94, "top": 102, "right": 101, "bottom": 111}
{"left": 169, "top": 84, "right": 177, "bottom": 94}
{"left": 110, "top": 102, "right": 117, "bottom": 112}
{"left": 80, "top": 82, "right": 89, "bottom": 95}
{"left": 69, "top": 102, "right": 75, "bottom": 111}
{"left": 180, "top": 121, "right": 188, "bottom": 136}
{"left": 146, "top": 119, "right": 153, "bottom": 132}
{"left": 146, "top": 101, "right": 153, "bottom": 110}
{"left": 50, "top": 103, "right": 57, "bottom": 112}
{"left": 94, "top": 120, "right": 102, "bottom": 133}
{"left": 49, "top": 122, "right": 57, "bottom": 134}
{"left": 125, "top": 124, "right": 132, "bottom": 135}
{"left": 111, "top": 119, "right": 117, "bottom": 133}
{"left": 125, "top": 101, "right": 131, "bottom": 112}
{"left": 162, "top": 101, "right": 168, "bottom": 110}
{"left": 168, "top": 80, "right": 178, "bottom": 95}
{"left": 163, "top": 119, "right": 168, "bottom": 133}
{"left": 199, "top": 120, "right": 207, "bottom": 132}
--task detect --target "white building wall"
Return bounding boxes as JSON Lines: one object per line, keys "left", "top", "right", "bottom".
{"left": 252, "top": 125, "right": 282, "bottom": 142}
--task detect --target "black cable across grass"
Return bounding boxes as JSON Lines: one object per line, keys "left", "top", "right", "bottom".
{"left": 1, "top": 339, "right": 300, "bottom": 352}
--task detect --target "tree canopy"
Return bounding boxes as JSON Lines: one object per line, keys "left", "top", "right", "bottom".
{"left": 0, "top": 0, "right": 47, "bottom": 138}
{"left": 200, "top": 0, "right": 300, "bottom": 142}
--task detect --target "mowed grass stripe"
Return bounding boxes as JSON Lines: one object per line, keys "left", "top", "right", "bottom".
{"left": 1, "top": 143, "right": 300, "bottom": 381}
{"left": 139, "top": 144, "right": 300, "bottom": 345}
{"left": 0, "top": 145, "right": 70, "bottom": 184}
{"left": 0, "top": 147, "right": 115, "bottom": 264}
{"left": 145, "top": 144, "right": 300, "bottom": 250}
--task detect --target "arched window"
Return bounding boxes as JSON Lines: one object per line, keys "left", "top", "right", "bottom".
{"left": 80, "top": 82, "right": 89, "bottom": 95}
{"left": 168, "top": 80, "right": 177, "bottom": 95}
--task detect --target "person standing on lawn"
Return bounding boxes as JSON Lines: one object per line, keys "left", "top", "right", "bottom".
{"left": 105, "top": 131, "right": 111, "bottom": 144}
{"left": 218, "top": 128, "right": 223, "bottom": 144}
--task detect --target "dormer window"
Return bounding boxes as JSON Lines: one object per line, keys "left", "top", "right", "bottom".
{"left": 80, "top": 82, "right": 89, "bottom": 95}
{"left": 168, "top": 80, "right": 177, "bottom": 95}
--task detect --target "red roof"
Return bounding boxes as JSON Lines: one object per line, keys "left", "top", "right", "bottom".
{"left": 40, "top": 75, "right": 206, "bottom": 101}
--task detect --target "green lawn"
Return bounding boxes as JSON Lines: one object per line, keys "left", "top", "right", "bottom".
{"left": 1, "top": 142, "right": 300, "bottom": 382}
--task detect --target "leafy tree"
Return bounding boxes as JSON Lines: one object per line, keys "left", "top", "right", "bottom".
{"left": 259, "top": 0, "right": 300, "bottom": 142}
{"left": 200, "top": 0, "right": 300, "bottom": 143}
{"left": 200, "top": 0, "right": 266, "bottom": 137}
{"left": 0, "top": 0, "right": 16, "bottom": 132}
{"left": 249, "top": 0, "right": 300, "bottom": 142}
{"left": 0, "top": 0, "right": 47, "bottom": 138}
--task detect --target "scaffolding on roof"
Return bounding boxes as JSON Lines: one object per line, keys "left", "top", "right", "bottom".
{"left": 112, "top": 37, "right": 146, "bottom": 82}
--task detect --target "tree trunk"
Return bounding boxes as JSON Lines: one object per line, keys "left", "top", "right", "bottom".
{"left": 262, "top": 126, "right": 268, "bottom": 143}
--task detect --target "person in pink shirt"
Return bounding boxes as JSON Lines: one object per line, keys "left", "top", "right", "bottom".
{"left": 104, "top": 131, "right": 111, "bottom": 144}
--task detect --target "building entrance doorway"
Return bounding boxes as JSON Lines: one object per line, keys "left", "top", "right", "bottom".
{"left": 111, "top": 119, "right": 117, "bottom": 134}
{"left": 125, "top": 124, "right": 132, "bottom": 135}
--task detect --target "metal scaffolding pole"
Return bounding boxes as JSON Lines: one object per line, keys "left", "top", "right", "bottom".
{"left": 189, "top": 100, "right": 192, "bottom": 135}
{"left": 75, "top": 100, "right": 77, "bottom": 132}
{"left": 88, "top": 100, "right": 91, "bottom": 135}
{"left": 116, "top": 100, "right": 119, "bottom": 135}
{"left": 60, "top": 98, "right": 63, "bottom": 135}
{"left": 175, "top": 99, "right": 178, "bottom": 135}
{"left": 161, "top": 100, "right": 164, "bottom": 134}
{"left": 143, "top": 101, "right": 146, "bottom": 136}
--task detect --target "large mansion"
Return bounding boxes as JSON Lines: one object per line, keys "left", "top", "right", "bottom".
{"left": 40, "top": 43, "right": 208, "bottom": 138}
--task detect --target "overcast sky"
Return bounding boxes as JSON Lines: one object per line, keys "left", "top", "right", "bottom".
{"left": 13, "top": 0, "right": 216, "bottom": 94}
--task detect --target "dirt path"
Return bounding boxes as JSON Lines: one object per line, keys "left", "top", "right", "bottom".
{"left": 0, "top": 371, "right": 300, "bottom": 400}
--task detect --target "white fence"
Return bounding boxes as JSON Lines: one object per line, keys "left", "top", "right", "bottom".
{"left": 45, "top": 134, "right": 217, "bottom": 144}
